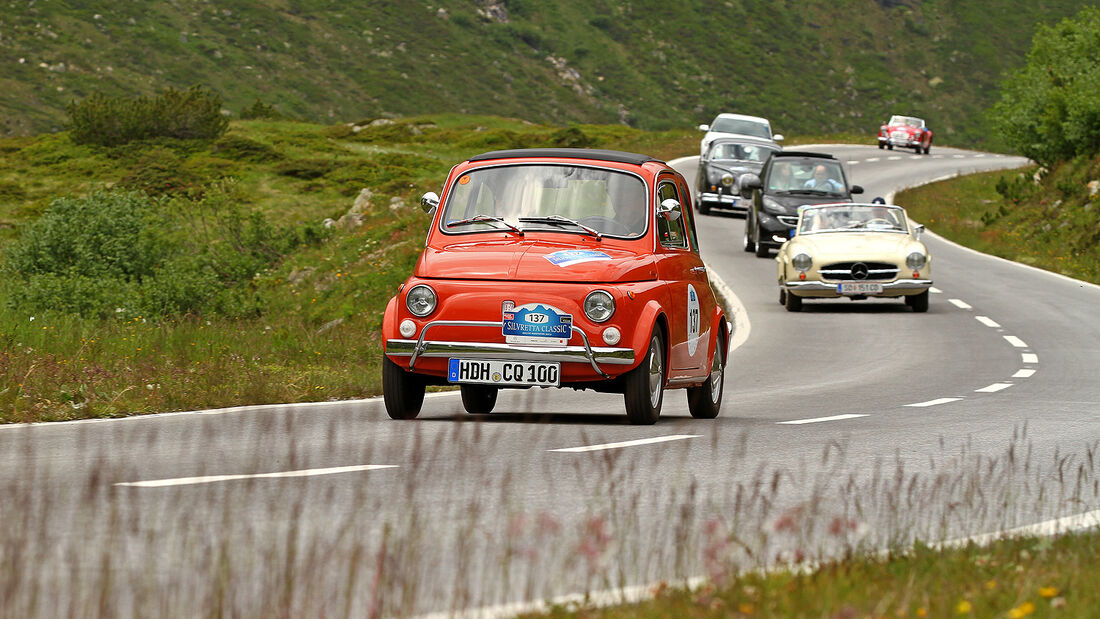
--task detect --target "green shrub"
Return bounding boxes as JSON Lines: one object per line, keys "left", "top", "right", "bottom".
{"left": 211, "top": 135, "right": 284, "bottom": 163}
{"left": 67, "top": 86, "right": 230, "bottom": 147}
{"left": 239, "top": 99, "right": 283, "bottom": 120}
{"left": 275, "top": 158, "right": 337, "bottom": 179}
{"left": 116, "top": 147, "right": 205, "bottom": 197}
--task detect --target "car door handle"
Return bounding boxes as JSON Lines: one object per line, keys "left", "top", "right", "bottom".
{"left": 690, "top": 266, "right": 707, "bottom": 274}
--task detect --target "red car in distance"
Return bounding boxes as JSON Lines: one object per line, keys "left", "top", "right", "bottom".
{"left": 381, "top": 148, "right": 729, "bottom": 424}
{"left": 877, "top": 115, "right": 933, "bottom": 154}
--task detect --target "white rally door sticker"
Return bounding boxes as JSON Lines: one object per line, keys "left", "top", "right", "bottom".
{"left": 687, "top": 284, "right": 701, "bottom": 357}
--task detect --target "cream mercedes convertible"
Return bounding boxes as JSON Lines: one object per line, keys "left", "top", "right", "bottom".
{"left": 776, "top": 203, "right": 932, "bottom": 312}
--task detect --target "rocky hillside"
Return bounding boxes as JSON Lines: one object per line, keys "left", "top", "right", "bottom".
{"left": 0, "top": 0, "right": 1091, "bottom": 147}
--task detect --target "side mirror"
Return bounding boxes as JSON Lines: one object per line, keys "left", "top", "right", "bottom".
{"left": 773, "top": 134, "right": 784, "bottom": 142}
{"left": 738, "top": 173, "right": 761, "bottom": 199}
{"left": 698, "top": 124, "right": 710, "bottom": 132}
{"left": 914, "top": 224, "right": 925, "bottom": 240}
{"left": 850, "top": 185, "right": 864, "bottom": 195}
{"left": 420, "top": 191, "right": 439, "bottom": 214}
{"left": 658, "top": 198, "right": 682, "bottom": 221}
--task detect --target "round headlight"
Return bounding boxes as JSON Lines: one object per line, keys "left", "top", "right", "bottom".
{"left": 906, "top": 252, "right": 927, "bottom": 270}
{"left": 602, "top": 326, "right": 621, "bottom": 346}
{"left": 399, "top": 319, "right": 417, "bottom": 338}
{"left": 584, "top": 290, "right": 615, "bottom": 323}
{"left": 405, "top": 284, "right": 437, "bottom": 317}
{"left": 792, "top": 253, "right": 813, "bottom": 272}
{"left": 720, "top": 173, "right": 734, "bottom": 187}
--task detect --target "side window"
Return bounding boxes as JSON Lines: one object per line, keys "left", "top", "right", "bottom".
{"left": 679, "top": 179, "right": 701, "bottom": 254}
{"left": 656, "top": 180, "right": 687, "bottom": 249}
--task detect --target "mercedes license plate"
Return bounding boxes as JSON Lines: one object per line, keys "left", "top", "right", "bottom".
{"left": 838, "top": 282, "right": 884, "bottom": 295}
{"left": 447, "top": 359, "right": 560, "bottom": 387}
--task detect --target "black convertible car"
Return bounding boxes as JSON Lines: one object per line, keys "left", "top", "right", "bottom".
{"left": 695, "top": 136, "right": 780, "bottom": 216}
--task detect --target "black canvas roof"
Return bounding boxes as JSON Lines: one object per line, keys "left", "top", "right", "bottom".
{"left": 468, "top": 148, "right": 662, "bottom": 165}
{"left": 770, "top": 151, "right": 837, "bottom": 160}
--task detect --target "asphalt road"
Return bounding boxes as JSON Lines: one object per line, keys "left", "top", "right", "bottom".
{"left": 2, "top": 145, "right": 1097, "bottom": 618}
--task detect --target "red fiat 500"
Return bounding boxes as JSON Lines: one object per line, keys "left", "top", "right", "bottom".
{"left": 381, "top": 148, "right": 729, "bottom": 424}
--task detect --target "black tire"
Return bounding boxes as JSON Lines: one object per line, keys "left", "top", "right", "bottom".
{"left": 687, "top": 331, "right": 726, "bottom": 419}
{"left": 742, "top": 215, "right": 756, "bottom": 252}
{"left": 878, "top": 143, "right": 885, "bottom": 150}
{"left": 914, "top": 146, "right": 922, "bottom": 155}
{"left": 754, "top": 221, "right": 770, "bottom": 257}
{"left": 784, "top": 291, "right": 803, "bottom": 312}
{"left": 699, "top": 200, "right": 711, "bottom": 215}
{"left": 624, "top": 331, "right": 665, "bottom": 425}
{"left": 886, "top": 143, "right": 893, "bottom": 150}
{"left": 460, "top": 384, "right": 498, "bottom": 414}
{"left": 778, "top": 287, "right": 787, "bottom": 305}
{"left": 908, "top": 290, "right": 929, "bottom": 313}
{"left": 923, "top": 144, "right": 931, "bottom": 155}
{"left": 382, "top": 356, "right": 425, "bottom": 419}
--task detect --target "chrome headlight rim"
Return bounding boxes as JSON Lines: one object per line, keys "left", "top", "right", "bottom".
{"left": 720, "top": 173, "right": 735, "bottom": 187}
{"left": 405, "top": 284, "right": 438, "bottom": 317}
{"left": 583, "top": 289, "right": 615, "bottom": 323}
{"left": 792, "top": 252, "right": 813, "bottom": 272}
{"left": 906, "top": 251, "right": 928, "bottom": 271}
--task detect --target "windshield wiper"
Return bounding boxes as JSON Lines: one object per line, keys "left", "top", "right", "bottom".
{"left": 788, "top": 189, "right": 833, "bottom": 196}
{"left": 518, "top": 215, "right": 603, "bottom": 240}
{"left": 446, "top": 215, "right": 523, "bottom": 236}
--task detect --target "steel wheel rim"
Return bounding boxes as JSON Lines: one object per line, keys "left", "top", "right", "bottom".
{"left": 647, "top": 336, "right": 663, "bottom": 408}
{"left": 709, "top": 349, "right": 723, "bottom": 404}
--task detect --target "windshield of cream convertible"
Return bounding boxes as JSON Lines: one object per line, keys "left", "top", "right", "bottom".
{"left": 440, "top": 164, "right": 649, "bottom": 238}
{"left": 798, "top": 205, "right": 909, "bottom": 235}
{"left": 710, "top": 118, "right": 771, "bottom": 139}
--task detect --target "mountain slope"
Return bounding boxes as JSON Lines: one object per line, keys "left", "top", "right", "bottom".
{"left": 0, "top": 0, "right": 1091, "bottom": 145}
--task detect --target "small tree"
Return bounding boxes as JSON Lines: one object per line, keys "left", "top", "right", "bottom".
{"left": 67, "top": 86, "right": 229, "bottom": 146}
{"left": 989, "top": 7, "right": 1100, "bottom": 166}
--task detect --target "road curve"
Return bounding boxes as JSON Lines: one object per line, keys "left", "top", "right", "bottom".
{"left": 2, "top": 145, "right": 1097, "bottom": 618}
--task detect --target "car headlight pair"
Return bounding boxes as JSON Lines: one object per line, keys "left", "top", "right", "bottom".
{"left": 906, "top": 252, "right": 927, "bottom": 270}
{"left": 407, "top": 285, "right": 616, "bottom": 324}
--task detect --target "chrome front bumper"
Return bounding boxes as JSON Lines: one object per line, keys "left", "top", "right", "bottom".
{"left": 699, "top": 192, "right": 740, "bottom": 206}
{"left": 385, "top": 320, "right": 635, "bottom": 379}
{"left": 783, "top": 279, "right": 933, "bottom": 293}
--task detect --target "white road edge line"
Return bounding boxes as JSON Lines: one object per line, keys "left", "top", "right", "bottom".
{"left": 777, "top": 414, "right": 868, "bottom": 425}
{"left": 905, "top": 397, "right": 963, "bottom": 407}
{"left": 1013, "top": 369, "right": 1036, "bottom": 378}
{"left": 975, "top": 383, "right": 1013, "bottom": 393}
{"left": 1003, "top": 335, "right": 1028, "bottom": 348}
{"left": 975, "top": 315, "right": 1001, "bottom": 328}
{"left": 549, "top": 434, "right": 700, "bottom": 453}
{"left": 1021, "top": 353, "right": 1039, "bottom": 364}
{"left": 948, "top": 298, "right": 971, "bottom": 309}
{"left": 115, "top": 464, "right": 398, "bottom": 488}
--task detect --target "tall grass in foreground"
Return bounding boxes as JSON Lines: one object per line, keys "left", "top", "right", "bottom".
{"left": 1, "top": 419, "right": 1095, "bottom": 617}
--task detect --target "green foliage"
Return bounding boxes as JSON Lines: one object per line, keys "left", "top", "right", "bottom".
{"left": 239, "top": 99, "right": 283, "bottom": 120}
{"left": 66, "top": 86, "right": 230, "bottom": 147}
{"left": 116, "top": 147, "right": 205, "bottom": 197}
{"left": 211, "top": 135, "right": 285, "bottom": 163}
{"left": 989, "top": 7, "right": 1100, "bottom": 166}
{"left": 4, "top": 183, "right": 321, "bottom": 318}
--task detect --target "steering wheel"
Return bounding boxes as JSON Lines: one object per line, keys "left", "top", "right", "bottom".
{"left": 578, "top": 216, "right": 633, "bottom": 235}
{"left": 866, "top": 218, "right": 894, "bottom": 226}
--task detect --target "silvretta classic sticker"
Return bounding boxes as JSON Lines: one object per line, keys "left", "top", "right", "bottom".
{"left": 503, "top": 303, "right": 573, "bottom": 346}
{"left": 544, "top": 250, "right": 612, "bottom": 267}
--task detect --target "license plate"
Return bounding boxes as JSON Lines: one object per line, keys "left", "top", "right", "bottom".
{"left": 447, "top": 359, "right": 560, "bottom": 387}
{"left": 838, "top": 282, "right": 884, "bottom": 294}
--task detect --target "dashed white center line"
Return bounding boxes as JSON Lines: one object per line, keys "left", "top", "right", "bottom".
{"left": 976, "top": 383, "right": 1014, "bottom": 393}
{"left": 975, "top": 316, "right": 1001, "bottom": 328}
{"left": 777, "top": 414, "right": 868, "bottom": 425}
{"left": 866, "top": 157, "right": 881, "bottom": 162}
{"left": 1021, "top": 353, "right": 1039, "bottom": 364}
{"left": 116, "top": 464, "right": 399, "bottom": 488}
{"left": 847, "top": 160, "right": 860, "bottom": 165}
{"left": 953, "top": 154, "right": 966, "bottom": 158}
{"left": 974, "top": 154, "right": 986, "bottom": 158}
{"left": 1004, "top": 335, "right": 1028, "bottom": 348}
{"left": 888, "top": 156, "right": 902, "bottom": 160}
{"left": 930, "top": 287, "right": 942, "bottom": 294}
{"left": 948, "top": 298, "right": 972, "bottom": 309}
{"left": 1013, "top": 369, "right": 1037, "bottom": 378}
{"left": 549, "top": 434, "right": 700, "bottom": 453}
{"left": 906, "top": 397, "right": 963, "bottom": 408}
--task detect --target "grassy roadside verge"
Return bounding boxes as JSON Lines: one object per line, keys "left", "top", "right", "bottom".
{"left": 532, "top": 532, "right": 1098, "bottom": 618}
{"left": 0, "top": 116, "right": 700, "bottom": 423}
{"left": 897, "top": 159, "right": 1100, "bottom": 285}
